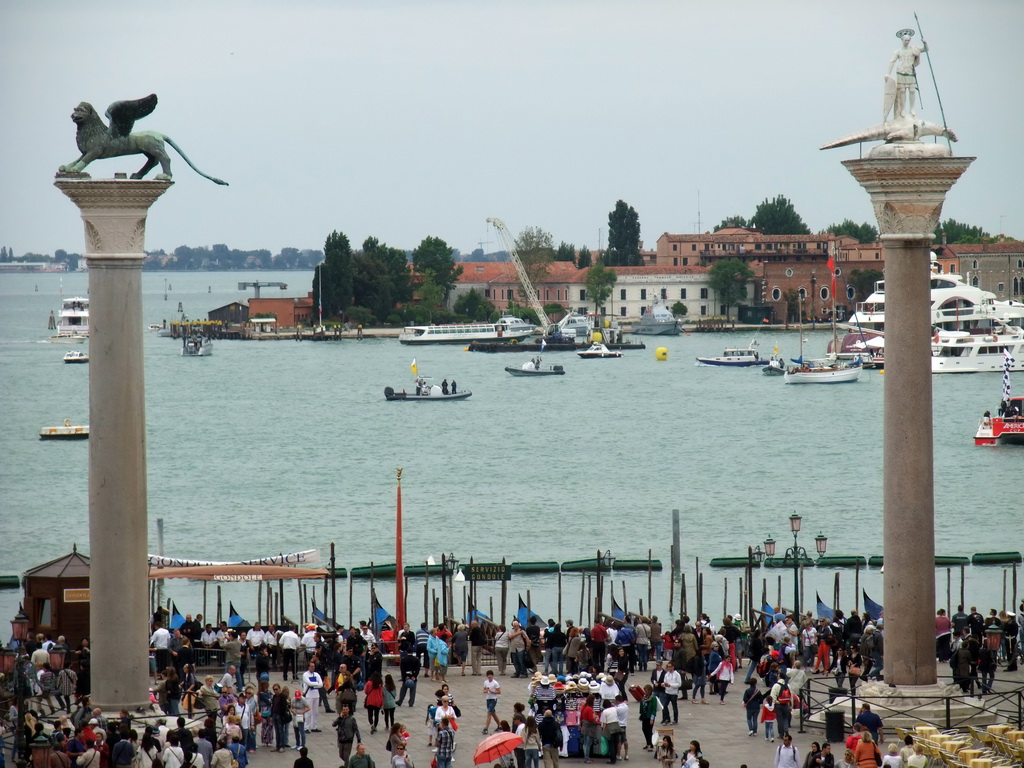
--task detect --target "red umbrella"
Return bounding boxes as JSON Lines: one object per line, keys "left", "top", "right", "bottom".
{"left": 473, "top": 732, "right": 522, "bottom": 765}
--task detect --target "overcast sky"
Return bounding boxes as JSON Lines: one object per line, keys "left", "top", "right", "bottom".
{"left": 2, "top": 0, "right": 1021, "bottom": 257}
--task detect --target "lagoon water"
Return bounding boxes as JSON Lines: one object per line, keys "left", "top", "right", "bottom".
{"left": 1, "top": 270, "right": 1020, "bottom": 631}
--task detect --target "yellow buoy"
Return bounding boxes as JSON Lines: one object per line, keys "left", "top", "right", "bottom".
{"left": 656, "top": 347, "right": 668, "bottom": 361}
{"left": 603, "top": 317, "right": 611, "bottom": 328}
{"left": 592, "top": 330, "right": 603, "bottom": 343}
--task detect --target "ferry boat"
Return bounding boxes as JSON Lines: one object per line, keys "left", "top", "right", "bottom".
{"left": 696, "top": 341, "right": 767, "bottom": 367}
{"left": 50, "top": 296, "right": 90, "bottom": 342}
{"left": 632, "top": 300, "right": 680, "bottom": 336}
{"left": 398, "top": 316, "right": 534, "bottom": 345}
{"left": 63, "top": 350, "right": 89, "bottom": 364}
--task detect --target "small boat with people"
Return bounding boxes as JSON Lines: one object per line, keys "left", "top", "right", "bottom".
{"left": 181, "top": 335, "right": 213, "bottom": 356}
{"left": 63, "top": 350, "right": 89, "bottom": 364}
{"left": 577, "top": 342, "right": 622, "bottom": 359}
{"left": 385, "top": 375, "right": 471, "bottom": 401}
{"left": 505, "top": 356, "right": 565, "bottom": 376}
{"left": 40, "top": 419, "right": 89, "bottom": 440}
{"left": 762, "top": 355, "right": 786, "bottom": 376}
{"left": 974, "top": 351, "right": 1023, "bottom": 445}
{"left": 696, "top": 340, "right": 767, "bottom": 367}
{"left": 631, "top": 299, "right": 680, "bottom": 336}
{"left": 784, "top": 358, "right": 862, "bottom": 384}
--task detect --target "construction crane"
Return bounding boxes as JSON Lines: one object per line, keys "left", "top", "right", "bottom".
{"left": 486, "top": 217, "right": 552, "bottom": 332}
{"left": 237, "top": 281, "right": 287, "bottom": 298}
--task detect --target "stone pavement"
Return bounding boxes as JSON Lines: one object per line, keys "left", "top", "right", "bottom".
{"left": 234, "top": 664, "right": 1024, "bottom": 768}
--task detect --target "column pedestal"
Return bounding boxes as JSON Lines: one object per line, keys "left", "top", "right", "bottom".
{"left": 843, "top": 147, "right": 973, "bottom": 688}
{"left": 55, "top": 176, "right": 172, "bottom": 712}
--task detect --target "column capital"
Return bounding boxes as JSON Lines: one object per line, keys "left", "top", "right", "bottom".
{"left": 842, "top": 157, "right": 974, "bottom": 239}
{"left": 55, "top": 178, "right": 172, "bottom": 262}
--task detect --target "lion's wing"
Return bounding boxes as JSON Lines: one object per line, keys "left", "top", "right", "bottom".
{"left": 106, "top": 94, "right": 159, "bottom": 138}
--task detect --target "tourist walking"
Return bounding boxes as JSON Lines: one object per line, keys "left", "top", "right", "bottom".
{"left": 348, "top": 743, "right": 375, "bottom": 768}
{"left": 493, "top": 625, "right": 510, "bottom": 676}
{"left": 853, "top": 733, "right": 881, "bottom": 768}
{"left": 579, "top": 693, "right": 599, "bottom": 764}
{"left": 364, "top": 672, "right": 384, "bottom": 734}
{"left": 773, "top": 733, "right": 799, "bottom": 768}
{"left": 538, "top": 709, "right": 562, "bottom": 768}
{"left": 332, "top": 704, "right": 360, "bottom": 767}
{"left": 742, "top": 678, "right": 763, "bottom": 736}
{"left": 661, "top": 662, "right": 681, "bottom": 725}
{"left": 761, "top": 695, "right": 777, "bottom": 742}
{"left": 435, "top": 718, "right": 456, "bottom": 768}
{"left": 382, "top": 674, "right": 398, "bottom": 729}
{"left": 654, "top": 735, "right": 675, "bottom": 768}
{"left": 271, "top": 684, "right": 291, "bottom": 752}
{"left": 509, "top": 622, "right": 529, "bottom": 678}
{"left": 638, "top": 684, "right": 657, "bottom": 751}
{"left": 482, "top": 670, "right": 501, "bottom": 734}
{"left": 301, "top": 661, "right": 324, "bottom": 732}
{"left": 397, "top": 653, "right": 419, "bottom": 707}
{"left": 290, "top": 690, "right": 310, "bottom": 748}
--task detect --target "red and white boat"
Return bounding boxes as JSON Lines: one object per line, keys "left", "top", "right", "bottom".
{"left": 974, "top": 351, "right": 1023, "bottom": 445}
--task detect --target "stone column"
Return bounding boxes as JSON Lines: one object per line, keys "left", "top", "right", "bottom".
{"left": 843, "top": 147, "right": 972, "bottom": 687}
{"left": 55, "top": 177, "right": 172, "bottom": 712}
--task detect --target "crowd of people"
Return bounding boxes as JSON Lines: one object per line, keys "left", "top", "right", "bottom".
{"left": 4, "top": 601, "right": 1023, "bottom": 768}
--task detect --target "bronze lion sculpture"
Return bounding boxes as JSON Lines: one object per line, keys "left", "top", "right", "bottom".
{"left": 58, "top": 94, "right": 228, "bottom": 185}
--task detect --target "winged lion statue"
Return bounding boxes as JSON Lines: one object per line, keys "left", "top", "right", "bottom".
{"left": 58, "top": 94, "right": 228, "bottom": 185}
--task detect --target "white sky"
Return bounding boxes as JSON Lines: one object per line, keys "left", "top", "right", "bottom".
{"left": 1, "top": 0, "right": 1021, "bottom": 256}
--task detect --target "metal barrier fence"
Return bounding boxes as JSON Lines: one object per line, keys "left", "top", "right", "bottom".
{"left": 797, "top": 673, "right": 1024, "bottom": 734}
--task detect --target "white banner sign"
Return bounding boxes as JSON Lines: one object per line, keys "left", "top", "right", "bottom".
{"left": 148, "top": 549, "right": 322, "bottom": 568}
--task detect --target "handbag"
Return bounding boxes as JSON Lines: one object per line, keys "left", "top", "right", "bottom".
{"left": 680, "top": 675, "right": 692, "bottom": 691}
{"left": 873, "top": 747, "right": 882, "bottom": 766}
{"left": 849, "top": 665, "right": 863, "bottom": 677}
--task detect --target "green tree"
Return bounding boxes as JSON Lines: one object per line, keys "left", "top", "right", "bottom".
{"left": 313, "top": 231, "right": 353, "bottom": 319}
{"left": 826, "top": 219, "right": 879, "bottom": 244}
{"left": 937, "top": 218, "right": 991, "bottom": 244}
{"left": 750, "top": 195, "right": 810, "bottom": 235}
{"left": 707, "top": 257, "right": 754, "bottom": 315}
{"left": 713, "top": 216, "right": 750, "bottom": 231}
{"left": 585, "top": 262, "right": 617, "bottom": 314}
{"left": 363, "top": 236, "right": 413, "bottom": 306}
{"left": 555, "top": 241, "right": 576, "bottom": 262}
{"left": 514, "top": 226, "right": 555, "bottom": 300}
{"left": 416, "top": 270, "right": 444, "bottom": 321}
{"left": 848, "top": 268, "right": 884, "bottom": 302}
{"left": 576, "top": 246, "right": 592, "bottom": 269}
{"left": 412, "top": 236, "right": 462, "bottom": 301}
{"left": 606, "top": 200, "right": 641, "bottom": 266}
{"left": 670, "top": 301, "right": 688, "bottom": 317}
{"left": 453, "top": 288, "right": 496, "bottom": 321}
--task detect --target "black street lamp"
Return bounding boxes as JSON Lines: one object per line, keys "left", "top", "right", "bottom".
{"left": 763, "top": 516, "right": 827, "bottom": 617}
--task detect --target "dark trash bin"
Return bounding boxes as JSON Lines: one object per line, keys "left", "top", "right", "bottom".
{"left": 825, "top": 709, "right": 845, "bottom": 743}
{"left": 828, "top": 686, "right": 847, "bottom": 702}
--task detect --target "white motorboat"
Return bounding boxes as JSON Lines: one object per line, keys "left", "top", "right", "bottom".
{"left": 63, "top": 350, "right": 89, "bottom": 364}
{"left": 577, "top": 342, "right": 622, "bottom": 359}
{"left": 40, "top": 419, "right": 89, "bottom": 440}
{"left": 399, "top": 318, "right": 534, "bottom": 345}
{"left": 181, "top": 335, "right": 213, "bottom": 356}
{"left": 696, "top": 341, "right": 767, "bottom": 367}
{"left": 50, "top": 296, "right": 89, "bottom": 342}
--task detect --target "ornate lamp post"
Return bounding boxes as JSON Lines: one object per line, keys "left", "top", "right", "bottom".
{"left": 762, "top": 517, "right": 827, "bottom": 617}
{"left": 594, "top": 550, "right": 614, "bottom": 619}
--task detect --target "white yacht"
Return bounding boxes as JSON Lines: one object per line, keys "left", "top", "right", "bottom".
{"left": 50, "top": 296, "right": 89, "bottom": 341}
{"left": 932, "top": 322, "right": 1024, "bottom": 373}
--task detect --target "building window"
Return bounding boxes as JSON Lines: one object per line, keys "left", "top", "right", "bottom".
{"left": 640, "top": 288, "right": 647, "bottom": 300}
{"left": 35, "top": 598, "right": 53, "bottom": 628}
{"left": 484, "top": 289, "right": 491, "bottom": 298}
{"left": 680, "top": 289, "right": 687, "bottom": 299}
{"left": 672, "top": 244, "right": 678, "bottom": 251}
{"left": 620, "top": 306, "right": 626, "bottom": 316}
{"left": 682, "top": 258, "right": 689, "bottom": 266}
{"left": 820, "top": 286, "right": 829, "bottom": 301}
{"left": 620, "top": 288, "right": 626, "bottom": 300}
{"left": 798, "top": 287, "right": 807, "bottom": 299}
{"left": 973, "top": 259, "right": 979, "bottom": 269}
{"left": 700, "top": 305, "right": 707, "bottom": 316}
{"left": 672, "top": 257, "right": 678, "bottom": 266}
{"left": 691, "top": 244, "right": 697, "bottom": 251}
{"left": 1018, "top": 259, "right": 1023, "bottom": 269}
{"left": 771, "top": 287, "right": 782, "bottom": 301}
{"left": 720, "top": 304, "right": 727, "bottom": 314}
{"left": 580, "top": 289, "right": 587, "bottom": 301}
{"left": 755, "top": 244, "right": 762, "bottom": 251}
{"left": 785, "top": 268, "right": 794, "bottom": 277}
{"left": 700, "top": 288, "right": 709, "bottom": 299}
{"left": 661, "top": 288, "right": 667, "bottom": 299}
{"left": 998, "top": 282, "right": 1005, "bottom": 293}
{"left": 971, "top": 276, "right": 979, "bottom": 287}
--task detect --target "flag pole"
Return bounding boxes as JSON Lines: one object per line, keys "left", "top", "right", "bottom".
{"left": 396, "top": 468, "right": 405, "bottom": 633}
